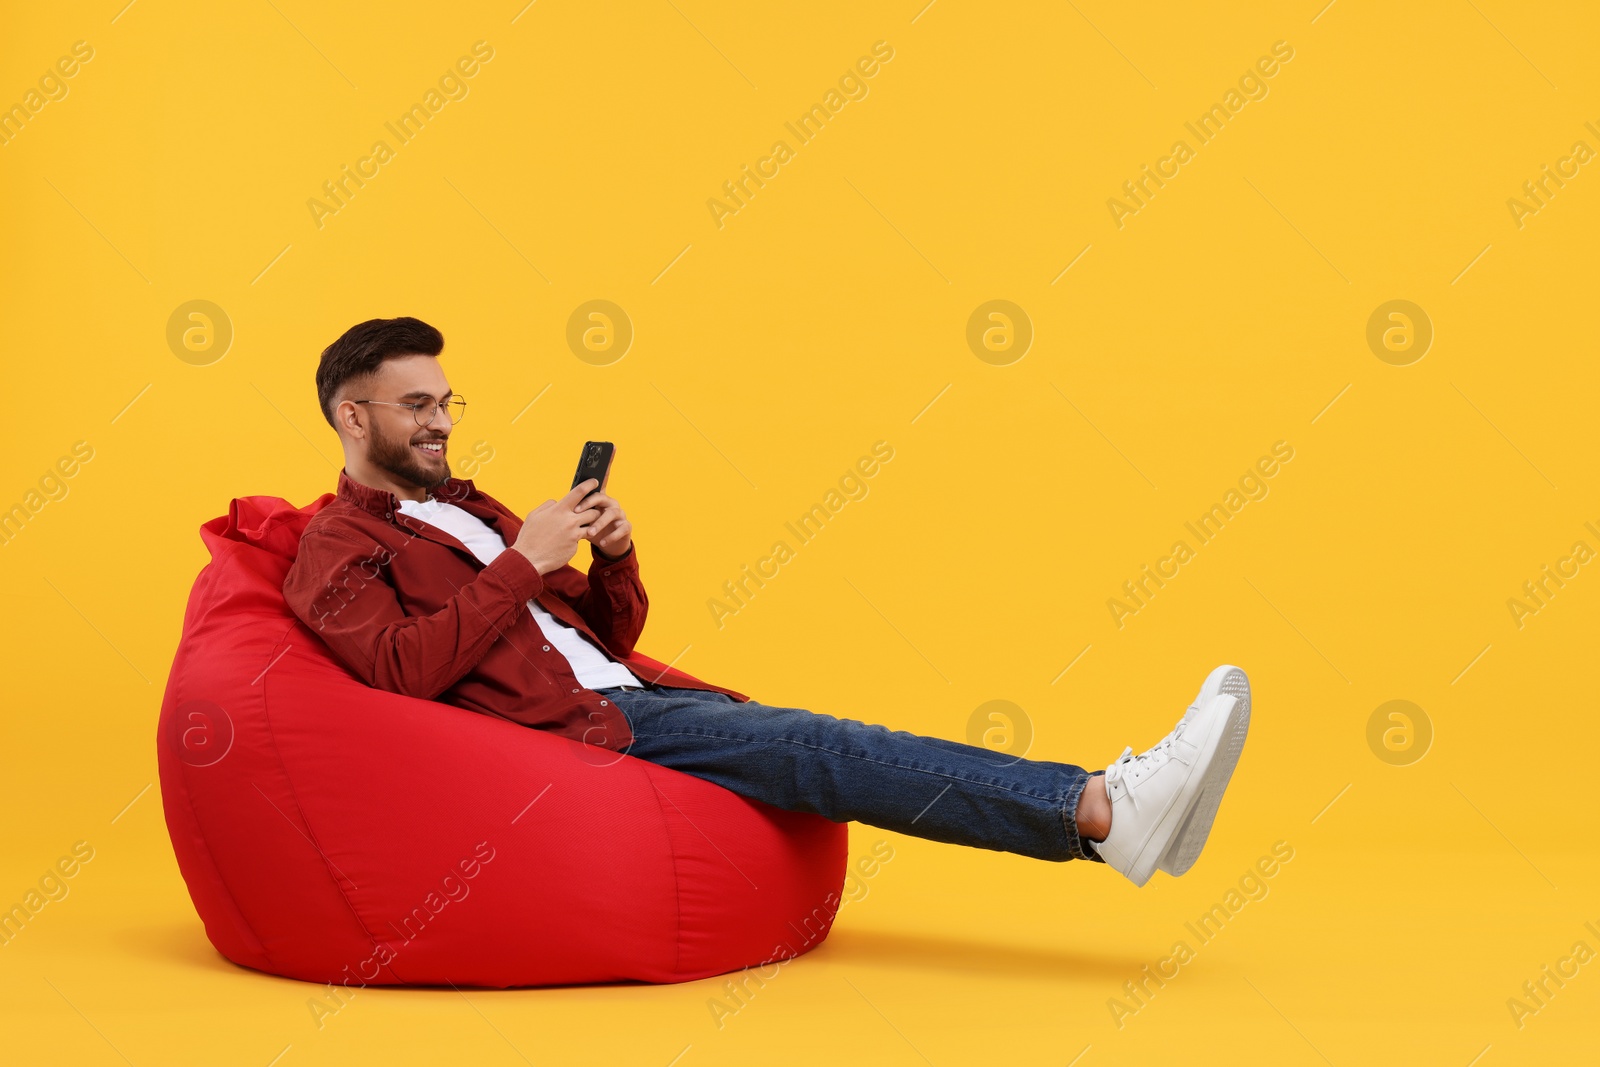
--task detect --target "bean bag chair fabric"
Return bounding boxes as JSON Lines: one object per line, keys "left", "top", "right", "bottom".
{"left": 157, "top": 493, "right": 847, "bottom": 988}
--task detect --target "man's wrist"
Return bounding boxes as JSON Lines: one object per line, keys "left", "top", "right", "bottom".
{"left": 592, "top": 541, "right": 633, "bottom": 563}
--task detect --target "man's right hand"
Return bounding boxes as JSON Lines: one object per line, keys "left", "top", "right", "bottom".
{"left": 512, "top": 480, "right": 602, "bottom": 575}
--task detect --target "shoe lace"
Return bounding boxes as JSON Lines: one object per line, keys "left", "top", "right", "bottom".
{"left": 1104, "top": 719, "right": 1188, "bottom": 790}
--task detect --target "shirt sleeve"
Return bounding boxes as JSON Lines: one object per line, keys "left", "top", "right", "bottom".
{"left": 537, "top": 541, "right": 649, "bottom": 656}
{"left": 282, "top": 524, "right": 545, "bottom": 700}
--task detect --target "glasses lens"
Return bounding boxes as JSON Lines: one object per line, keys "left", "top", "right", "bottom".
{"left": 413, "top": 398, "right": 440, "bottom": 426}
{"left": 447, "top": 398, "right": 466, "bottom": 425}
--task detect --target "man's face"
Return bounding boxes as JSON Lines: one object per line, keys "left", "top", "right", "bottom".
{"left": 352, "top": 355, "right": 454, "bottom": 490}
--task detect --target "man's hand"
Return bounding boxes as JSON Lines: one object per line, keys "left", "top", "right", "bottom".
{"left": 511, "top": 481, "right": 603, "bottom": 574}
{"left": 578, "top": 486, "right": 634, "bottom": 561}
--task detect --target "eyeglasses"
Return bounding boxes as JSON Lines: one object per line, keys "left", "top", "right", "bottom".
{"left": 353, "top": 396, "right": 467, "bottom": 427}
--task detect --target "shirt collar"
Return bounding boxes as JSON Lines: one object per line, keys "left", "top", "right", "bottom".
{"left": 336, "top": 469, "right": 479, "bottom": 519}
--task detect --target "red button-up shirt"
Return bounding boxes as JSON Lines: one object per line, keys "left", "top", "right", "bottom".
{"left": 281, "top": 470, "right": 748, "bottom": 748}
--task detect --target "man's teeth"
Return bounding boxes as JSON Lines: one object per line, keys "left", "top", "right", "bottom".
{"left": 416, "top": 442, "right": 443, "bottom": 452}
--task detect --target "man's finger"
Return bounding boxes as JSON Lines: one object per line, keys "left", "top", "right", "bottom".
{"left": 562, "top": 479, "right": 599, "bottom": 507}
{"left": 596, "top": 521, "right": 633, "bottom": 553}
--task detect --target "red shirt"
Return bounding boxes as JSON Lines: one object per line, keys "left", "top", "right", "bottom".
{"left": 282, "top": 471, "right": 748, "bottom": 749}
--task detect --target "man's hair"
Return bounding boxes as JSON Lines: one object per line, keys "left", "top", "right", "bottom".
{"left": 316, "top": 316, "right": 444, "bottom": 427}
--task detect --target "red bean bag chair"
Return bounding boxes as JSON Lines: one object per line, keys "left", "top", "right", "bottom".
{"left": 157, "top": 493, "right": 847, "bottom": 988}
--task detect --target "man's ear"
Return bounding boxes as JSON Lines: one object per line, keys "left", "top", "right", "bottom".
{"left": 335, "top": 398, "right": 368, "bottom": 442}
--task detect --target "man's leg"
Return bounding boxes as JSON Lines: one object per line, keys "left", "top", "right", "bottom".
{"left": 601, "top": 685, "right": 1104, "bottom": 864}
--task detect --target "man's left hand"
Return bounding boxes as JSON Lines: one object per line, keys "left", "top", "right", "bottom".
{"left": 578, "top": 489, "right": 633, "bottom": 560}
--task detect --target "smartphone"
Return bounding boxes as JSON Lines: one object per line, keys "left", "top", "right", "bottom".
{"left": 571, "top": 440, "right": 616, "bottom": 497}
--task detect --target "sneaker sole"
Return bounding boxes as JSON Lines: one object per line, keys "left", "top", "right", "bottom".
{"left": 1156, "top": 665, "right": 1249, "bottom": 875}
{"left": 1159, "top": 681, "right": 1251, "bottom": 877}
{"left": 1119, "top": 694, "right": 1240, "bottom": 887}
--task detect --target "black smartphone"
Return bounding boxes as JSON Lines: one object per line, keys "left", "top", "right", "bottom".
{"left": 571, "top": 440, "right": 616, "bottom": 496}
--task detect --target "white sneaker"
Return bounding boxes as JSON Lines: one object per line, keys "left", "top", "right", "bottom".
{"left": 1094, "top": 693, "right": 1249, "bottom": 887}
{"left": 1158, "top": 665, "right": 1251, "bottom": 876}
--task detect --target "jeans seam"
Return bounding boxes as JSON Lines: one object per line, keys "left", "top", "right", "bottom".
{"left": 1061, "top": 770, "right": 1105, "bottom": 863}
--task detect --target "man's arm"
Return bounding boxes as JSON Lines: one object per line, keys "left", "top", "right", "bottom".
{"left": 283, "top": 524, "right": 543, "bottom": 699}
{"left": 539, "top": 542, "right": 649, "bottom": 656}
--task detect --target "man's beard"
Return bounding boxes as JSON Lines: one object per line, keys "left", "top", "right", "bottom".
{"left": 368, "top": 420, "right": 449, "bottom": 490}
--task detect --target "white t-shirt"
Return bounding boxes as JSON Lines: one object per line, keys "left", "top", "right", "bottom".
{"left": 396, "top": 497, "right": 644, "bottom": 691}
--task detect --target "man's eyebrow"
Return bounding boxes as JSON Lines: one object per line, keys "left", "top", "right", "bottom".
{"left": 396, "top": 389, "right": 454, "bottom": 400}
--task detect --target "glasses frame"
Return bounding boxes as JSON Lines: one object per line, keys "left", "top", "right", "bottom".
{"left": 351, "top": 395, "right": 467, "bottom": 427}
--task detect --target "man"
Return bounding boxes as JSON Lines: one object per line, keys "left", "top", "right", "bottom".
{"left": 283, "top": 317, "right": 1251, "bottom": 887}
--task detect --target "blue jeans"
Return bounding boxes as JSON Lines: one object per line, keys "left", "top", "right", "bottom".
{"left": 601, "top": 685, "right": 1103, "bottom": 863}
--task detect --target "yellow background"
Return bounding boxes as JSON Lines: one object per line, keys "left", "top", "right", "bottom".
{"left": 3, "top": 1, "right": 1597, "bottom": 1063}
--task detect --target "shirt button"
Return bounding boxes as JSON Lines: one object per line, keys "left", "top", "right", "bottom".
{"left": 571, "top": 688, "right": 579, "bottom": 693}
{"left": 542, "top": 645, "right": 551, "bottom": 652}
{"left": 599, "top": 700, "right": 608, "bottom": 706}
